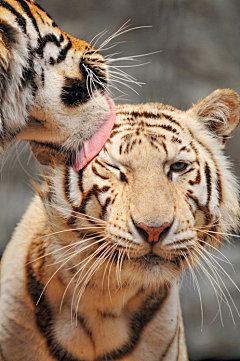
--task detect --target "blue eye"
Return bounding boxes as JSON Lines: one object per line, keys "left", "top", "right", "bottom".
{"left": 170, "top": 162, "right": 188, "bottom": 172}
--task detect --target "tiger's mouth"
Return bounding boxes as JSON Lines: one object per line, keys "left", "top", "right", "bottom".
{"left": 73, "top": 95, "right": 116, "bottom": 171}
{"left": 135, "top": 252, "right": 186, "bottom": 268}
{"left": 29, "top": 94, "right": 116, "bottom": 168}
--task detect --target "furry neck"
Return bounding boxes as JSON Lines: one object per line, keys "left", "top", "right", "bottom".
{"left": 27, "top": 241, "right": 187, "bottom": 360}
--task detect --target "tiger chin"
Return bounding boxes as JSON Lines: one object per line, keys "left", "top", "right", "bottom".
{"left": 0, "top": 88, "right": 239, "bottom": 361}
{"left": 0, "top": 0, "right": 115, "bottom": 170}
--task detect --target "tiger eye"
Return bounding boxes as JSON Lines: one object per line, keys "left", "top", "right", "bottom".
{"left": 170, "top": 162, "right": 188, "bottom": 172}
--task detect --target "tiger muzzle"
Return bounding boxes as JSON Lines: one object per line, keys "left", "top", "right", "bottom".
{"left": 136, "top": 222, "right": 172, "bottom": 245}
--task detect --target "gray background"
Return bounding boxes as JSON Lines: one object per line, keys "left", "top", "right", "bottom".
{"left": 1, "top": 0, "right": 240, "bottom": 359}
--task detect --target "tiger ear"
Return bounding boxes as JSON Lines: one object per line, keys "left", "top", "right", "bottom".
{"left": 0, "top": 20, "right": 20, "bottom": 67}
{"left": 190, "top": 89, "right": 240, "bottom": 148}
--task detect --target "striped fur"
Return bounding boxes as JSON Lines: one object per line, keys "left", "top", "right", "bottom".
{"left": 0, "top": 0, "right": 113, "bottom": 164}
{"left": 0, "top": 89, "right": 239, "bottom": 360}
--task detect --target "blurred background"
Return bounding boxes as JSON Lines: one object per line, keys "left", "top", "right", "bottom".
{"left": 1, "top": 0, "right": 240, "bottom": 359}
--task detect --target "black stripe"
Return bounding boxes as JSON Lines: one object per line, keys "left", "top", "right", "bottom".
{"left": 33, "top": 2, "right": 55, "bottom": 22}
{"left": 205, "top": 162, "right": 212, "bottom": 205}
{"left": 26, "top": 250, "right": 85, "bottom": 361}
{"left": 57, "top": 39, "right": 72, "bottom": 63}
{"left": 14, "top": 0, "right": 40, "bottom": 37}
{"left": 109, "top": 127, "right": 132, "bottom": 140}
{"left": 116, "top": 122, "right": 179, "bottom": 134}
{"left": 95, "top": 159, "right": 112, "bottom": 170}
{"left": 96, "top": 288, "right": 169, "bottom": 361}
{"left": 159, "top": 124, "right": 179, "bottom": 134}
{"left": 189, "top": 169, "right": 201, "bottom": 185}
{"left": 161, "top": 113, "right": 184, "bottom": 130}
{"left": 0, "top": 0, "right": 26, "bottom": 33}
{"left": 41, "top": 67, "right": 45, "bottom": 85}
{"left": 187, "top": 190, "right": 205, "bottom": 213}
{"left": 129, "top": 138, "right": 137, "bottom": 151}
{"left": 64, "top": 166, "right": 71, "bottom": 203}
{"left": 119, "top": 110, "right": 160, "bottom": 120}
{"left": 50, "top": 40, "right": 72, "bottom": 65}
{"left": 78, "top": 168, "right": 84, "bottom": 192}
{"left": 162, "top": 141, "right": 168, "bottom": 155}
{"left": 21, "top": 50, "right": 38, "bottom": 97}
{"left": 77, "top": 184, "right": 111, "bottom": 215}
{"left": 216, "top": 171, "right": 223, "bottom": 204}
{"left": 171, "top": 135, "right": 182, "bottom": 144}
{"left": 102, "top": 197, "right": 111, "bottom": 216}
{"left": 146, "top": 133, "right": 166, "bottom": 141}
{"left": 187, "top": 190, "right": 212, "bottom": 225}
{"left": 193, "top": 139, "right": 222, "bottom": 209}
{"left": 92, "top": 163, "right": 109, "bottom": 180}
{"left": 36, "top": 33, "right": 61, "bottom": 58}
{"left": 119, "top": 144, "right": 123, "bottom": 155}
{"left": 190, "top": 140, "right": 199, "bottom": 155}
{"left": 117, "top": 110, "right": 184, "bottom": 131}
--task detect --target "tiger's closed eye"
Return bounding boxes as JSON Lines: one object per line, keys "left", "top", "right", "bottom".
{"left": 104, "top": 162, "right": 128, "bottom": 183}
{"left": 104, "top": 162, "right": 120, "bottom": 171}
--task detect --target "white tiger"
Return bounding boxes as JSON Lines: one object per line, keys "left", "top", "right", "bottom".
{"left": 0, "top": 88, "right": 239, "bottom": 360}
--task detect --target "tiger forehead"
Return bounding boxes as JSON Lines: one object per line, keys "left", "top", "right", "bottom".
{"left": 114, "top": 104, "right": 185, "bottom": 131}
{"left": 103, "top": 106, "right": 195, "bottom": 165}
{"left": 109, "top": 105, "right": 192, "bottom": 145}
{"left": 16, "top": 0, "right": 104, "bottom": 59}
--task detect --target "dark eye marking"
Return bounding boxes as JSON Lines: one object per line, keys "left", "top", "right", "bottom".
{"left": 120, "top": 171, "right": 128, "bottom": 183}
{"left": 61, "top": 77, "right": 89, "bottom": 107}
{"left": 104, "top": 162, "right": 120, "bottom": 170}
{"left": 104, "top": 162, "right": 128, "bottom": 183}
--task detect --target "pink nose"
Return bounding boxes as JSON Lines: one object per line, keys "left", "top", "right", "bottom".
{"left": 136, "top": 222, "right": 171, "bottom": 245}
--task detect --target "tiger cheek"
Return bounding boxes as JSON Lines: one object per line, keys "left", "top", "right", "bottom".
{"left": 194, "top": 211, "right": 206, "bottom": 228}
{"left": 173, "top": 189, "right": 194, "bottom": 228}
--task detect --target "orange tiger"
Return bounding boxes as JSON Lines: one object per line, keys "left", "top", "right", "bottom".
{"left": 0, "top": 0, "right": 116, "bottom": 170}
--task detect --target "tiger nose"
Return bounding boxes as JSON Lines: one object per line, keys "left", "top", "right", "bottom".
{"left": 136, "top": 222, "right": 171, "bottom": 245}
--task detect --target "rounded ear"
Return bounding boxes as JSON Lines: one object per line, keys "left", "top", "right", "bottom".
{"left": 189, "top": 89, "right": 240, "bottom": 148}
{"left": 0, "top": 20, "right": 18, "bottom": 68}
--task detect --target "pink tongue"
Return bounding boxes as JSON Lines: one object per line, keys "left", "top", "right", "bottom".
{"left": 73, "top": 96, "right": 116, "bottom": 172}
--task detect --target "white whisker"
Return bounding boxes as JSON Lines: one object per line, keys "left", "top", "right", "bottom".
{"left": 60, "top": 238, "right": 109, "bottom": 314}
{"left": 195, "top": 246, "right": 239, "bottom": 325}
{"left": 184, "top": 252, "right": 204, "bottom": 330}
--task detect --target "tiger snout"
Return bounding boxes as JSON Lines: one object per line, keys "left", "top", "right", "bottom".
{"left": 135, "top": 222, "right": 172, "bottom": 245}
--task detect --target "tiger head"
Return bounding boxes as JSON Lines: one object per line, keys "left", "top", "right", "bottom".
{"left": 0, "top": 0, "right": 116, "bottom": 169}
{"left": 41, "top": 89, "right": 239, "bottom": 292}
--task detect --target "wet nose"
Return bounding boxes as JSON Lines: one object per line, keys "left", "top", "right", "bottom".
{"left": 136, "top": 222, "right": 171, "bottom": 245}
